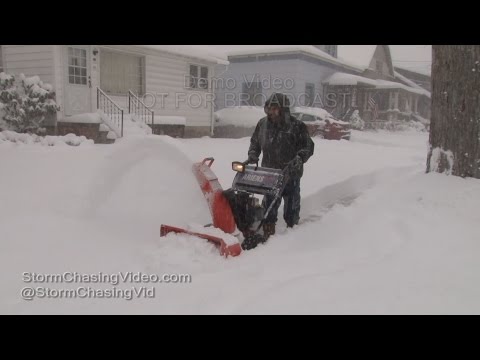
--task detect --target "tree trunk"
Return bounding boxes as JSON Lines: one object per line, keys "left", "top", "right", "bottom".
{"left": 427, "top": 45, "right": 480, "bottom": 178}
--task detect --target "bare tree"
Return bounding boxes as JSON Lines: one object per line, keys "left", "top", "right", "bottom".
{"left": 427, "top": 45, "right": 480, "bottom": 178}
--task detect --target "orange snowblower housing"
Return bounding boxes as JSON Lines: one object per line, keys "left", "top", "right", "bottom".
{"left": 160, "top": 158, "right": 241, "bottom": 257}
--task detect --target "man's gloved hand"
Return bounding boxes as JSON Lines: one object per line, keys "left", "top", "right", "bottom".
{"left": 247, "top": 154, "right": 259, "bottom": 164}
{"left": 288, "top": 155, "right": 303, "bottom": 176}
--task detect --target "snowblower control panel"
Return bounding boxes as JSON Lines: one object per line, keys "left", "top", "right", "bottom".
{"left": 231, "top": 165, "right": 285, "bottom": 196}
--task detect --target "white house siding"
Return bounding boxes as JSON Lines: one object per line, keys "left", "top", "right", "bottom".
{"left": 52, "top": 45, "right": 65, "bottom": 118}
{"left": 213, "top": 54, "right": 360, "bottom": 110}
{"left": 213, "top": 57, "right": 301, "bottom": 110}
{"left": 98, "top": 45, "right": 216, "bottom": 133}
{"left": 2, "top": 45, "right": 54, "bottom": 85}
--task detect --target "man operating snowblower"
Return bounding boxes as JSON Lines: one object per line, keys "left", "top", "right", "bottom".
{"left": 247, "top": 92, "right": 315, "bottom": 240}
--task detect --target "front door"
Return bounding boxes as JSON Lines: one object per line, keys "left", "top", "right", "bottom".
{"left": 64, "top": 45, "right": 91, "bottom": 116}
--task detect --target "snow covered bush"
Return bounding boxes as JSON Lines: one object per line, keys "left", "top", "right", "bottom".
{"left": 385, "top": 120, "right": 426, "bottom": 132}
{"left": 0, "top": 72, "right": 60, "bottom": 134}
{"left": 349, "top": 110, "right": 365, "bottom": 130}
{"left": 0, "top": 130, "right": 94, "bottom": 146}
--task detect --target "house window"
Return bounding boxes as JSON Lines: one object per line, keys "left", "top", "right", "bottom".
{"left": 188, "top": 64, "right": 209, "bottom": 90}
{"left": 68, "top": 47, "right": 88, "bottom": 85}
{"left": 242, "top": 81, "right": 262, "bottom": 106}
{"left": 0, "top": 46, "right": 3, "bottom": 73}
{"left": 305, "top": 83, "right": 315, "bottom": 106}
{"left": 100, "top": 49, "right": 145, "bottom": 95}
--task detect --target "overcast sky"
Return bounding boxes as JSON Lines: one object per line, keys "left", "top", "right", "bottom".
{"left": 389, "top": 45, "right": 432, "bottom": 75}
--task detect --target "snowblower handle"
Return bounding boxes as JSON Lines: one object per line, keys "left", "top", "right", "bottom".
{"left": 202, "top": 157, "right": 215, "bottom": 167}
{"left": 244, "top": 159, "right": 259, "bottom": 170}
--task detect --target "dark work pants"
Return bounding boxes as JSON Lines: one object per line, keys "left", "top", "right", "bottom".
{"left": 262, "top": 177, "right": 301, "bottom": 227}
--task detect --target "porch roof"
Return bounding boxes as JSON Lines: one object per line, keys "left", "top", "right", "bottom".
{"left": 323, "top": 72, "right": 431, "bottom": 98}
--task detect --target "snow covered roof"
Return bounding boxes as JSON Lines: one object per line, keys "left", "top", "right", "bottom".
{"left": 394, "top": 71, "right": 431, "bottom": 96}
{"left": 206, "top": 45, "right": 363, "bottom": 72}
{"left": 135, "top": 45, "right": 229, "bottom": 65}
{"left": 394, "top": 65, "right": 431, "bottom": 77}
{"left": 323, "top": 72, "right": 431, "bottom": 97}
{"left": 337, "top": 45, "right": 378, "bottom": 70}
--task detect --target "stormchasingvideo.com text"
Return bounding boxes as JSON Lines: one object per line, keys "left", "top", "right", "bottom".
{"left": 21, "top": 271, "right": 192, "bottom": 301}
{"left": 22, "top": 271, "right": 192, "bottom": 285}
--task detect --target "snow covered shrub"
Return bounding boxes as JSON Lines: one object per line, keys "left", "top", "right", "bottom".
{"left": 0, "top": 130, "right": 94, "bottom": 146}
{"left": 0, "top": 72, "right": 60, "bottom": 134}
{"left": 349, "top": 110, "right": 365, "bottom": 130}
{"left": 385, "top": 119, "right": 426, "bottom": 132}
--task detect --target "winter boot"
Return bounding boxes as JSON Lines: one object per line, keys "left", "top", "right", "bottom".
{"left": 263, "top": 223, "right": 276, "bottom": 239}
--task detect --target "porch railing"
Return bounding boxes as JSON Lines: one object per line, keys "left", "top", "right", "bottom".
{"left": 128, "top": 90, "right": 154, "bottom": 128}
{"left": 97, "top": 88, "right": 124, "bottom": 137}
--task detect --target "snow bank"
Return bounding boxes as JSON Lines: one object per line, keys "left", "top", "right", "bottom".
{"left": 214, "top": 106, "right": 264, "bottom": 128}
{"left": 214, "top": 106, "right": 347, "bottom": 129}
{"left": 3, "top": 129, "right": 480, "bottom": 314}
{"left": 0, "top": 130, "right": 94, "bottom": 146}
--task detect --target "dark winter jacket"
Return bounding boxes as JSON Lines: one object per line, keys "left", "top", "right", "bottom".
{"left": 248, "top": 112, "right": 315, "bottom": 178}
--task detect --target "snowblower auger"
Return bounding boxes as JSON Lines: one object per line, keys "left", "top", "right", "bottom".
{"left": 160, "top": 157, "right": 242, "bottom": 258}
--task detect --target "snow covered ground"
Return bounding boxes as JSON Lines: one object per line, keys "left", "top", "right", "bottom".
{"left": 1, "top": 129, "right": 480, "bottom": 314}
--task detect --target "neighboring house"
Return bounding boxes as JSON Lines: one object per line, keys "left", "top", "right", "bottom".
{"left": 0, "top": 45, "right": 228, "bottom": 138}
{"left": 323, "top": 45, "right": 431, "bottom": 124}
{"left": 208, "top": 45, "right": 361, "bottom": 111}
{"left": 394, "top": 66, "right": 431, "bottom": 92}
{"left": 208, "top": 45, "right": 431, "bottom": 129}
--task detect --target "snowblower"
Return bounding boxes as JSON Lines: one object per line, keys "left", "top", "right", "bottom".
{"left": 160, "top": 157, "right": 290, "bottom": 257}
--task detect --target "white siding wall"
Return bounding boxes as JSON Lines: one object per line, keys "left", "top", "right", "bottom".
{"left": 99, "top": 45, "right": 215, "bottom": 128}
{"left": 3, "top": 45, "right": 55, "bottom": 85}
{"left": 214, "top": 58, "right": 301, "bottom": 110}
{"left": 213, "top": 56, "right": 345, "bottom": 110}
{"left": 52, "top": 45, "right": 65, "bottom": 118}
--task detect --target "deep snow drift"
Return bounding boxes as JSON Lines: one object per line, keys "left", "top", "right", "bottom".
{"left": 1, "top": 130, "right": 479, "bottom": 314}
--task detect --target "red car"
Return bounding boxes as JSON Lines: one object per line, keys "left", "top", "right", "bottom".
{"left": 291, "top": 107, "right": 351, "bottom": 140}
